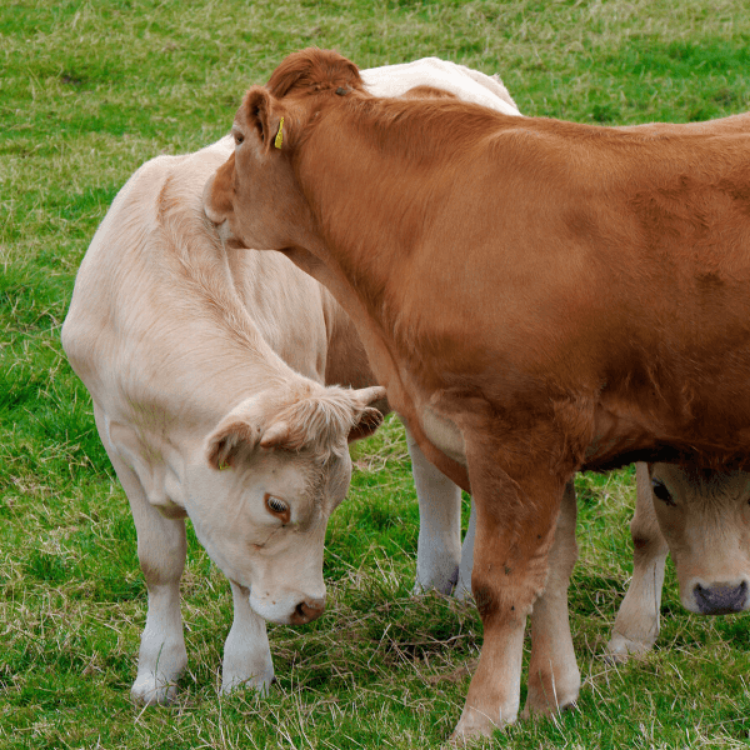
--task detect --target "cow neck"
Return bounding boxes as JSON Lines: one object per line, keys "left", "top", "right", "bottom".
{"left": 286, "top": 117, "right": 471, "bottom": 491}
{"left": 138, "top": 174, "right": 309, "bottom": 420}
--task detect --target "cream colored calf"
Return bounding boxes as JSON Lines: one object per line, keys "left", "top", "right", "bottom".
{"left": 607, "top": 462, "right": 750, "bottom": 659}
{"left": 63, "top": 137, "right": 385, "bottom": 702}
{"left": 62, "top": 59, "right": 520, "bottom": 704}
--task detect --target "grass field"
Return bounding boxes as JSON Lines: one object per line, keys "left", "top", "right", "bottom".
{"left": 3, "top": 1, "right": 750, "bottom": 747}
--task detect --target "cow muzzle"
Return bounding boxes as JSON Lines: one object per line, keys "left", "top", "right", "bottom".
{"left": 248, "top": 588, "right": 327, "bottom": 625}
{"left": 689, "top": 579, "right": 749, "bottom": 615}
{"left": 289, "top": 597, "right": 326, "bottom": 625}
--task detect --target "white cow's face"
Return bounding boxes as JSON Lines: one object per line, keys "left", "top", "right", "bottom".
{"left": 183, "top": 385, "right": 383, "bottom": 626}
{"left": 650, "top": 463, "right": 750, "bottom": 615}
{"left": 185, "top": 444, "right": 351, "bottom": 625}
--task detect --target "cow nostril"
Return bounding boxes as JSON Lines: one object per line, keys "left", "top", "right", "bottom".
{"left": 739, "top": 580, "right": 748, "bottom": 600}
{"left": 292, "top": 598, "right": 325, "bottom": 624}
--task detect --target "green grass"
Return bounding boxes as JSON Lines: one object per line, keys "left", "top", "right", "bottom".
{"left": 3, "top": 0, "right": 750, "bottom": 747}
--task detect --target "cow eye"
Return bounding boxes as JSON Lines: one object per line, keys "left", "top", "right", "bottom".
{"left": 264, "top": 493, "right": 290, "bottom": 522}
{"left": 233, "top": 132, "right": 244, "bottom": 145}
{"left": 651, "top": 478, "right": 675, "bottom": 507}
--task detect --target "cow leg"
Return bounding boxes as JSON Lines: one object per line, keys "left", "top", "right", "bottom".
{"left": 406, "top": 426, "right": 462, "bottom": 594}
{"left": 113, "top": 454, "right": 187, "bottom": 704}
{"left": 221, "top": 581, "right": 275, "bottom": 694}
{"left": 454, "top": 499, "right": 477, "bottom": 601}
{"left": 524, "top": 480, "right": 580, "bottom": 717}
{"left": 93, "top": 408, "right": 188, "bottom": 704}
{"left": 122, "top": 459, "right": 187, "bottom": 704}
{"left": 452, "top": 435, "right": 573, "bottom": 740}
{"left": 606, "top": 463, "right": 668, "bottom": 661}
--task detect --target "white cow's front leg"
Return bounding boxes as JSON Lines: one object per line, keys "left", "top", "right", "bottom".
{"left": 132, "top": 562, "right": 188, "bottom": 705}
{"left": 125, "top": 475, "right": 187, "bottom": 704}
{"left": 96, "top": 409, "right": 188, "bottom": 704}
{"left": 406, "top": 426, "right": 462, "bottom": 594}
{"left": 115, "top": 458, "right": 187, "bottom": 704}
{"left": 607, "top": 463, "right": 668, "bottom": 661}
{"left": 222, "top": 581, "right": 275, "bottom": 695}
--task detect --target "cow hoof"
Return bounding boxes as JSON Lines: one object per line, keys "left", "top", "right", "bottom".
{"left": 413, "top": 564, "right": 459, "bottom": 596}
{"left": 450, "top": 707, "right": 501, "bottom": 744}
{"left": 522, "top": 675, "right": 579, "bottom": 720}
{"left": 220, "top": 671, "right": 275, "bottom": 697}
{"left": 521, "top": 695, "right": 577, "bottom": 720}
{"left": 452, "top": 579, "right": 473, "bottom": 602}
{"left": 604, "top": 632, "right": 655, "bottom": 663}
{"left": 131, "top": 674, "right": 178, "bottom": 705}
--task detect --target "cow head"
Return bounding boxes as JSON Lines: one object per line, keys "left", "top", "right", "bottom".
{"left": 648, "top": 462, "right": 750, "bottom": 615}
{"left": 203, "top": 49, "right": 363, "bottom": 257}
{"left": 185, "top": 382, "right": 384, "bottom": 625}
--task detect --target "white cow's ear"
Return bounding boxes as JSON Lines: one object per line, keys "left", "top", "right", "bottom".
{"left": 347, "top": 385, "right": 387, "bottom": 443}
{"left": 206, "top": 417, "right": 262, "bottom": 470}
{"left": 347, "top": 408, "right": 384, "bottom": 443}
{"left": 259, "top": 421, "right": 292, "bottom": 450}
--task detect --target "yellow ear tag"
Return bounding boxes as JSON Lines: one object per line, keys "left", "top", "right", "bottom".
{"left": 219, "top": 461, "right": 230, "bottom": 471}
{"left": 274, "top": 117, "right": 284, "bottom": 150}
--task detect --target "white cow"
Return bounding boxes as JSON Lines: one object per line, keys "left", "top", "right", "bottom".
{"left": 63, "top": 136, "right": 386, "bottom": 702}
{"left": 61, "top": 59, "right": 520, "bottom": 704}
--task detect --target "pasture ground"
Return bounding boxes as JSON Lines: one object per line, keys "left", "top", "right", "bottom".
{"left": 2, "top": 1, "right": 750, "bottom": 747}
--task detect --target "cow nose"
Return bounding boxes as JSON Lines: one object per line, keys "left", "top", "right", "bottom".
{"left": 290, "top": 597, "right": 326, "bottom": 625}
{"left": 694, "top": 580, "right": 748, "bottom": 615}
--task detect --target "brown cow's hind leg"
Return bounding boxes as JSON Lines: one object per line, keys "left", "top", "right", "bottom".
{"left": 451, "top": 429, "right": 576, "bottom": 740}
{"left": 523, "top": 480, "right": 580, "bottom": 717}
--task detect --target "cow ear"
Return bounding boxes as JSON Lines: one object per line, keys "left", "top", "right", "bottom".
{"left": 243, "top": 87, "right": 285, "bottom": 153}
{"left": 259, "top": 421, "right": 292, "bottom": 450}
{"left": 206, "top": 417, "right": 262, "bottom": 470}
{"left": 347, "top": 408, "right": 384, "bottom": 443}
{"left": 347, "top": 385, "right": 387, "bottom": 443}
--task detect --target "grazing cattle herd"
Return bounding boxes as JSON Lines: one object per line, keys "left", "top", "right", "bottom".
{"left": 62, "top": 48, "right": 750, "bottom": 741}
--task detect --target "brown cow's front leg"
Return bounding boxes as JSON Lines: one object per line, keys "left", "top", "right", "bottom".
{"left": 524, "top": 480, "right": 580, "bottom": 716}
{"left": 451, "top": 437, "right": 573, "bottom": 741}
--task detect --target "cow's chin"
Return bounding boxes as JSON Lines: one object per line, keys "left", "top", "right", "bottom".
{"left": 248, "top": 592, "right": 302, "bottom": 626}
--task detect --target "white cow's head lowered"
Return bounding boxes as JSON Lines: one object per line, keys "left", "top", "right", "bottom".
{"left": 185, "top": 382, "right": 385, "bottom": 625}
{"left": 648, "top": 462, "right": 750, "bottom": 615}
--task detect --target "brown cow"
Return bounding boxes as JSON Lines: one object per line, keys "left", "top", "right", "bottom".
{"left": 203, "top": 48, "right": 750, "bottom": 739}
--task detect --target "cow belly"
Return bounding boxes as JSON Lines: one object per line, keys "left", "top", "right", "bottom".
{"left": 421, "top": 405, "right": 467, "bottom": 466}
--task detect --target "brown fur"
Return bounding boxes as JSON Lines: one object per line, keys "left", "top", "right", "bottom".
{"left": 204, "top": 48, "right": 750, "bottom": 738}
{"left": 267, "top": 47, "right": 363, "bottom": 99}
